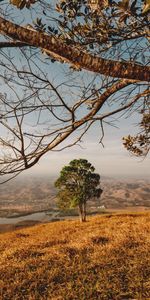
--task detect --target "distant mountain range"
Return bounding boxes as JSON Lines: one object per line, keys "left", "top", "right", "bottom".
{"left": 100, "top": 178, "right": 150, "bottom": 209}
{"left": 0, "top": 176, "right": 149, "bottom": 217}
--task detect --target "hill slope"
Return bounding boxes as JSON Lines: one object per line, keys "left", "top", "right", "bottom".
{"left": 0, "top": 213, "right": 150, "bottom": 299}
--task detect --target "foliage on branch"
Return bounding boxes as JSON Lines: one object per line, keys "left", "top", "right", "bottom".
{"left": 54, "top": 0, "right": 150, "bottom": 56}
{"left": 10, "top": 0, "right": 36, "bottom": 9}
{"left": 123, "top": 112, "right": 150, "bottom": 156}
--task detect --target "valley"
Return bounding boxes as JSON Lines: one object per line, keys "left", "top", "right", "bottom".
{"left": 0, "top": 176, "right": 149, "bottom": 218}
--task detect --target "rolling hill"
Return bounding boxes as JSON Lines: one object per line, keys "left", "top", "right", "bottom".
{"left": 0, "top": 176, "right": 149, "bottom": 217}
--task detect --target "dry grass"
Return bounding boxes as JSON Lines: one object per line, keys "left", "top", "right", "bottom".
{"left": 0, "top": 213, "right": 150, "bottom": 299}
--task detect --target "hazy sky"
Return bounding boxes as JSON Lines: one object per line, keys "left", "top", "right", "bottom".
{"left": 26, "top": 116, "right": 150, "bottom": 179}
{"left": 1, "top": 8, "right": 149, "bottom": 181}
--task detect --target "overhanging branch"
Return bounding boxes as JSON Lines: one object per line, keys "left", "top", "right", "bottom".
{"left": 25, "top": 79, "right": 134, "bottom": 165}
{"left": 0, "top": 17, "right": 150, "bottom": 82}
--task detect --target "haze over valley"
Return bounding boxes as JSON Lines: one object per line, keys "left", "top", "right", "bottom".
{"left": 0, "top": 176, "right": 149, "bottom": 218}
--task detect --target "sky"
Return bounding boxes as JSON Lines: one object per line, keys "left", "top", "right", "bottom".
{"left": 25, "top": 116, "right": 150, "bottom": 179}
{"left": 0, "top": 5, "right": 149, "bottom": 181}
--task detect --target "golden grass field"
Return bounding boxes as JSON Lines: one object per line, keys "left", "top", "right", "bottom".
{"left": 0, "top": 213, "right": 150, "bottom": 299}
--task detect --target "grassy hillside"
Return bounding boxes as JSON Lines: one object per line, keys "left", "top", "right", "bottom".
{"left": 0, "top": 213, "right": 150, "bottom": 299}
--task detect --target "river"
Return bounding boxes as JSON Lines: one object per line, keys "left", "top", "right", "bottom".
{"left": 0, "top": 211, "right": 60, "bottom": 225}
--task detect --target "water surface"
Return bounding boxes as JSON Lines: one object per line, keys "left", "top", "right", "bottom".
{"left": 0, "top": 211, "right": 59, "bottom": 225}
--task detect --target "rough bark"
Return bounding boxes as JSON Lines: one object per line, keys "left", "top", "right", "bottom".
{"left": 0, "top": 17, "right": 150, "bottom": 82}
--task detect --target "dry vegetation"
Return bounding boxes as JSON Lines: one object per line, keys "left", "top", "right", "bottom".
{"left": 0, "top": 213, "right": 150, "bottom": 299}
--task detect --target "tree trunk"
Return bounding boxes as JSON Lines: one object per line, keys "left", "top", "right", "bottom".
{"left": 78, "top": 203, "right": 86, "bottom": 222}
{"left": 82, "top": 201, "right": 86, "bottom": 222}
{"left": 78, "top": 204, "right": 83, "bottom": 222}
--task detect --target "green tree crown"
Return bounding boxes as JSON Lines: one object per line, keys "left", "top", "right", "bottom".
{"left": 55, "top": 159, "right": 102, "bottom": 222}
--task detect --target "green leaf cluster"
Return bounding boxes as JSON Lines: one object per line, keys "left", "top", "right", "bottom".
{"left": 55, "top": 159, "right": 102, "bottom": 210}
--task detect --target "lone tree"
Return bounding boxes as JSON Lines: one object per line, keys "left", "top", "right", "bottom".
{"left": 0, "top": 0, "right": 149, "bottom": 182}
{"left": 55, "top": 159, "right": 102, "bottom": 222}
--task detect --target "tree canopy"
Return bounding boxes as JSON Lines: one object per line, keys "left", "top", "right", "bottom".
{"left": 55, "top": 158, "right": 102, "bottom": 222}
{"left": 0, "top": 0, "right": 149, "bottom": 182}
